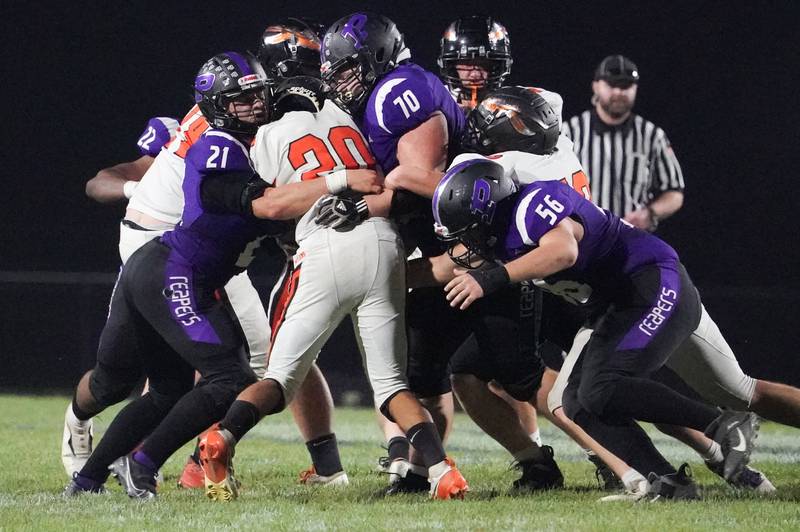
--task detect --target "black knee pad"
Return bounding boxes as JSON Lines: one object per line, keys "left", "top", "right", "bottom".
{"left": 88, "top": 363, "right": 141, "bottom": 407}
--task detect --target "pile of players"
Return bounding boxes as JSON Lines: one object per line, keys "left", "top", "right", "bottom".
{"left": 62, "top": 13, "right": 800, "bottom": 503}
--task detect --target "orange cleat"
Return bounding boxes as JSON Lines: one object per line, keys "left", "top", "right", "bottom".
{"left": 177, "top": 455, "right": 205, "bottom": 489}
{"left": 198, "top": 429, "right": 239, "bottom": 501}
{"left": 429, "top": 457, "right": 469, "bottom": 500}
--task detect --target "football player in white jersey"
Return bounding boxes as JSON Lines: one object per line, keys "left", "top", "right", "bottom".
{"left": 197, "top": 96, "right": 469, "bottom": 502}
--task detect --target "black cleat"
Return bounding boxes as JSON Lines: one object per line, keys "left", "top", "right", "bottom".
{"left": 646, "top": 463, "right": 701, "bottom": 501}
{"left": 588, "top": 453, "right": 623, "bottom": 491}
{"left": 511, "top": 445, "right": 564, "bottom": 491}
{"left": 62, "top": 473, "right": 106, "bottom": 497}
{"left": 705, "top": 411, "right": 760, "bottom": 482}
{"left": 705, "top": 460, "right": 776, "bottom": 493}
{"left": 109, "top": 454, "right": 157, "bottom": 500}
{"left": 384, "top": 470, "right": 430, "bottom": 495}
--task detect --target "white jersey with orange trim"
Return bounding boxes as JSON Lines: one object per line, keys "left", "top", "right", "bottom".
{"left": 249, "top": 99, "right": 408, "bottom": 408}
{"left": 450, "top": 135, "right": 590, "bottom": 199}
{"left": 251, "top": 99, "right": 375, "bottom": 243}
{"left": 127, "top": 105, "right": 209, "bottom": 225}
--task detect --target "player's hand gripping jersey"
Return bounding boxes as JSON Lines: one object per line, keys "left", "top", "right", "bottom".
{"left": 362, "top": 63, "right": 465, "bottom": 172}
{"left": 250, "top": 99, "right": 376, "bottom": 242}
{"left": 128, "top": 106, "right": 209, "bottom": 225}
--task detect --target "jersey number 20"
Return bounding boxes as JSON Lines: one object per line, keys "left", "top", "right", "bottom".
{"left": 288, "top": 126, "right": 376, "bottom": 180}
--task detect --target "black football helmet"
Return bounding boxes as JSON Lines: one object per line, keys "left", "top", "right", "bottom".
{"left": 432, "top": 158, "right": 517, "bottom": 267}
{"left": 320, "top": 12, "right": 410, "bottom": 113}
{"left": 463, "top": 86, "right": 560, "bottom": 156}
{"left": 194, "top": 52, "right": 271, "bottom": 135}
{"left": 257, "top": 18, "right": 322, "bottom": 80}
{"left": 273, "top": 75, "right": 327, "bottom": 119}
{"left": 438, "top": 16, "right": 513, "bottom": 106}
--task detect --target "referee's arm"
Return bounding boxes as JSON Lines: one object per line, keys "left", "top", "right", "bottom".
{"left": 626, "top": 129, "right": 685, "bottom": 231}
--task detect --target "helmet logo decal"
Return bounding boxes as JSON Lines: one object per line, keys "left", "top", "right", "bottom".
{"left": 471, "top": 178, "right": 497, "bottom": 223}
{"left": 195, "top": 73, "right": 216, "bottom": 93}
{"left": 341, "top": 13, "right": 369, "bottom": 50}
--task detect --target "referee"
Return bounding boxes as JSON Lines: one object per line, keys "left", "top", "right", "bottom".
{"left": 563, "top": 55, "right": 684, "bottom": 232}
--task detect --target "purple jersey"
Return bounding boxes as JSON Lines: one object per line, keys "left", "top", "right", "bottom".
{"left": 161, "top": 130, "right": 277, "bottom": 287}
{"left": 497, "top": 180, "right": 678, "bottom": 306}
{"left": 136, "top": 117, "right": 180, "bottom": 157}
{"left": 362, "top": 63, "right": 464, "bottom": 172}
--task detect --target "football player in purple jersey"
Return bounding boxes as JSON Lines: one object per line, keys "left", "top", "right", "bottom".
{"left": 318, "top": 12, "right": 567, "bottom": 493}
{"left": 420, "top": 89, "right": 800, "bottom": 498}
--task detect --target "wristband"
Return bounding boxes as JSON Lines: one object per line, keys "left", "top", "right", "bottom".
{"left": 325, "top": 170, "right": 348, "bottom": 194}
{"left": 122, "top": 180, "right": 139, "bottom": 199}
{"left": 467, "top": 264, "right": 510, "bottom": 296}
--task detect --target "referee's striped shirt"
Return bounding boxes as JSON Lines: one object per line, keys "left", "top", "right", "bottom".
{"left": 562, "top": 110, "right": 684, "bottom": 216}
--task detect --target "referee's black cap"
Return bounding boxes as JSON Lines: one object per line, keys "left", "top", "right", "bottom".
{"left": 594, "top": 55, "right": 639, "bottom": 86}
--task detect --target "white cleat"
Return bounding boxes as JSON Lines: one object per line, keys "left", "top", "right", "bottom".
{"left": 61, "top": 404, "right": 93, "bottom": 478}
{"left": 298, "top": 466, "right": 350, "bottom": 487}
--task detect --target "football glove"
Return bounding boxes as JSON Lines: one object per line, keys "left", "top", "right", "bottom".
{"left": 314, "top": 193, "right": 369, "bottom": 231}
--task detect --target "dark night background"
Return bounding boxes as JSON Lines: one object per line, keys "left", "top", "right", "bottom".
{"left": 1, "top": 1, "right": 799, "bottom": 395}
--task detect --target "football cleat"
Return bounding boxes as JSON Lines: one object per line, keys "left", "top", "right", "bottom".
{"left": 705, "top": 460, "right": 777, "bottom": 494}
{"left": 588, "top": 453, "right": 623, "bottom": 491}
{"left": 646, "top": 463, "right": 701, "bottom": 501}
{"left": 511, "top": 445, "right": 564, "bottom": 491}
{"left": 298, "top": 465, "right": 350, "bottom": 486}
{"left": 429, "top": 457, "right": 469, "bottom": 500}
{"left": 62, "top": 473, "right": 106, "bottom": 497}
{"left": 383, "top": 459, "right": 430, "bottom": 494}
{"left": 109, "top": 454, "right": 157, "bottom": 500}
{"left": 61, "top": 404, "right": 94, "bottom": 478}
{"left": 177, "top": 454, "right": 205, "bottom": 489}
{"left": 199, "top": 428, "right": 239, "bottom": 502}
{"left": 705, "top": 411, "right": 760, "bottom": 482}
{"left": 598, "top": 478, "right": 649, "bottom": 502}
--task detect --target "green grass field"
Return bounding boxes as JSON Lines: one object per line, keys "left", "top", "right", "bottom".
{"left": 1, "top": 394, "right": 799, "bottom": 531}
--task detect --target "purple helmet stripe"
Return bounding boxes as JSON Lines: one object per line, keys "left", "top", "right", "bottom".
{"left": 226, "top": 51, "right": 253, "bottom": 76}
{"left": 432, "top": 158, "right": 483, "bottom": 225}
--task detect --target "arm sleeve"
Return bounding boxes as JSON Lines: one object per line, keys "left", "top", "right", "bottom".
{"left": 136, "top": 117, "right": 180, "bottom": 157}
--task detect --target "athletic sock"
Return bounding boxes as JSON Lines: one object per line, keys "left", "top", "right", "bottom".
{"left": 405, "top": 422, "right": 446, "bottom": 468}
{"left": 621, "top": 469, "right": 648, "bottom": 491}
{"left": 71, "top": 396, "right": 94, "bottom": 422}
{"left": 220, "top": 400, "right": 262, "bottom": 442}
{"left": 306, "top": 433, "right": 344, "bottom": 477}
{"left": 387, "top": 436, "right": 410, "bottom": 461}
{"left": 67, "top": 401, "right": 91, "bottom": 426}
{"left": 701, "top": 440, "right": 724, "bottom": 464}
{"left": 132, "top": 450, "right": 158, "bottom": 472}
{"left": 530, "top": 429, "right": 542, "bottom": 446}
{"left": 79, "top": 394, "right": 164, "bottom": 482}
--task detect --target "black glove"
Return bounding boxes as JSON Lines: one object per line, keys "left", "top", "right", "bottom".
{"left": 200, "top": 171, "right": 267, "bottom": 217}
{"left": 314, "top": 193, "right": 369, "bottom": 231}
{"left": 466, "top": 263, "right": 510, "bottom": 297}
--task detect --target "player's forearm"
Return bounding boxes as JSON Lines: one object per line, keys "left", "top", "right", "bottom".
{"left": 505, "top": 227, "right": 579, "bottom": 283}
{"left": 364, "top": 189, "right": 393, "bottom": 218}
{"left": 648, "top": 190, "right": 684, "bottom": 221}
{"left": 386, "top": 165, "right": 444, "bottom": 198}
{"left": 85, "top": 157, "right": 153, "bottom": 204}
{"left": 253, "top": 179, "right": 328, "bottom": 220}
{"left": 407, "top": 253, "right": 458, "bottom": 289}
